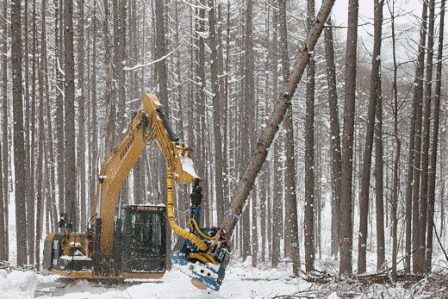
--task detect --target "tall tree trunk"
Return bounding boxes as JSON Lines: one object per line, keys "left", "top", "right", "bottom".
{"left": 36, "top": 39, "right": 45, "bottom": 271}
{"left": 209, "top": 0, "right": 224, "bottom": 227}
{"left": 271, "top": 6, "right": 281, "bottom": 267}
{"left": 425, "top": 0, "right": 445, "bottom": 272}
{"left": 404, "top": 0, "right": 423, "bottom": 272}
{"left": 390, "top": 0, "right": 400, "bottom": 280}
{"left": 358, "top": 0, "right": 383, "bottom": 274}
{"left": 55, "top": 0, "right": 65, "bottom": 217}
{"left": 36, "top": 0, "right": 48, "bottom": 269}
{"left": 78, "top": 0, "right": 86, "bottom": 231}
{"left": 195, "top": 0, "right": 207, "bottom": 227}
{"left": 64, "top": 0, "right": 77, "bottom": 229}
{"left": 374, "top": 1, "right": 385, "bottom": 270}
{"left": 89, "top": 0, "right": 99, "bottom": 219}
{"left": 340, "top": 0, "right": 358, "bottom": 276}
{"left": 242, "top": 0, "right": 255, "bottom": 262}
{"left": 412, "top": 0, "right": 428, "bottom": 274}
{"left": 279, "top": 0, "right": 299, "bottom": 275}
{"left": 12, "top": 0, "right": 28, "bottom": 266}
{"left": 304, "top": 0, "right": 315, "bottom": 274}
{"left": 25, "top": 0, "right": 36, "bottom": 265}
{"left": 324, "top": 18, "right": 342, "bottom": 258}
{"left": 0, "top": 0, "right": 8, "bottom": 263}
{"left": 417, "top": 0, "right": 435, "bottom": 273}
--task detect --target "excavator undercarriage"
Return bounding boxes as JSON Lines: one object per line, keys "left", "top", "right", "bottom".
{"left": 42, "top": 205, "right": 166, "bottom": 280}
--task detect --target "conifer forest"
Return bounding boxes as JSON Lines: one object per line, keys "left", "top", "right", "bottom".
{"left": 2, "top": 0, "right": 448, "bottom": 285}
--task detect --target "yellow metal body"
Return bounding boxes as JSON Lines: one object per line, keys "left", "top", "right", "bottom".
{"left": 93, "top": 93, "right": 198, "bottom": 259}
{"left": 45, "top": 93, "right": 199, "bottom": 280}
{"left": 166, "top": 167, "right": 217, "bottom": 264}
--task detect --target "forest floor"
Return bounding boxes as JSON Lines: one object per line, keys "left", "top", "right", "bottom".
{"left": 2, "top": 257, "right": 448, "bottom": 298}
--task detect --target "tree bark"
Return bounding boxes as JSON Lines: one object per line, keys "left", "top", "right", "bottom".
{"left": 209, "top": 0, "right": 224, "bottom": 229}
{"left": 0, "top": 0, "right": 8, "bottom": 262}
{"left": 304, "top": 0, "right": 315, "bottom": 274}
{"left": 64, "top": 0, "right": 77, "bottom": 229}
{"left": 390, "top": 0, "right": 400, "bottom": 280}
{"left": 104, "top": 0, "right": 116, "bottom": 152}
{"left": 12, "top": 0, "right": 28, "bottom": 266}
{"left": 271, "top": 6, "right": 281, "bottom": 268}
{"left": 77, "top": 0, "right": 87, "bottom": 230}
{"left": 155, "top": 0, "right": 167, "bottom": 106}
{"left": 358, "top": 0, "right": 383, "bottom": 274}
{"left": 425, "top": 0, "right": 445, "bottom": 272}
{"left": 417, "top": 0, "right": 435, "bottom": 273}
{"left": 324, "top": 18, "right": 342, "bottom": 258}
{"left": 89, "top": 0, "right": 99, "bottom": 218}
{"left": 55, "top": 0, "right": 65, "bottom": 216}
{"left": 339, "top": 0, "right": 358, "bottom": 276}
{"left": 412, "top": 0, "right": 428, "bottom": 274}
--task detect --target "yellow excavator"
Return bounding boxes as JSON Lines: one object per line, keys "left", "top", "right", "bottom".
{"left": 42, "top": 93, "right": 229, "bottom": 290}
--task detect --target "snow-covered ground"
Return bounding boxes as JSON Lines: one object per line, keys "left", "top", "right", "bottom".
{"left": 2, "top": 258, "right": 448, "bottom": 299}
{"left": 0, "top": 261, "right": 303, "bottom": 299}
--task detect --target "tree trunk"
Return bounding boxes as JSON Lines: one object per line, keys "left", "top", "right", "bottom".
{"left": 271, "top": 6, "right": 281, "bottom": 268}
{"left": 425, "top": 0, "right": 445, "bottom": 272}
{"left": 0, "top": 0, "right": 8, "bottom": 263}
{"left": 89, "top": 0, "right": 99, "bottom": 218}
{"left": 78, "top": 0, "right": 86, "bottom": 231}
{"left": 417, "top": 0, "right": 435, "bottom": 274}
{"left": 55, "top": 0, "right": 65, "bottom": 216}
{"left": 155, "top": 0, "right": 167, "bottom": 106}
{"left": 339, "top": 0, "right": 358, "bottom": 276}
{"left": 104, "top": 0, "right": 116, "bottom": 152}
{"left": 12, "top": 0, "right": 27, "bottom": 266}
{"left": 375, "top": 1, "right": 385, "bottom": 269}
{"left": 64, "top": 0, "right": 77, "bottom": 229}
{"left": 116, "top": 0, "right": 126, "bottom": 131}
{"left": 390, "top": 0, "right": 400, "bottom": 280}
{"left": 25, "top": 0, "right": 36, "bottom": 266}
{"left": 36, "top": 38, "right": 46, "bottom": 270}
{"left": 358, "top": 0, "right": 383, "bottom": 274}
{"left": 324, "top": 18, "right": 342, "bottom": 258}
{"left": 278, "top": 0, "right": 299, "bottom": 275}
{"left": 412, "top": 0, "right": 428, "bottom": 274}
{"left": 304, "top": 0, "right": 315, "bottom": 274}
{"left": 209, "top": 0, "right": 224, "bottom": 228}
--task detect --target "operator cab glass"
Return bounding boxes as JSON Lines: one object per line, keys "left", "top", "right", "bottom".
{"left": 115, "top": 205, "right": 167, "bottom": 274}
{"left": 129, "top": 208, "right": 164, "bottom": 255}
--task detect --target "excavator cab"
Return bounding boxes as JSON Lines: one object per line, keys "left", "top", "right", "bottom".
{"left": 113, "top": 205, "right": 167, "bottom": 275}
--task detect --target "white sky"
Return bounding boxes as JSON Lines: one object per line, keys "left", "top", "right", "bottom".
{"left": 327, "top": 0, "right": 432, "bottom": 66}
{"left": 331, "top": 0, "right": 423, "bottom": 29}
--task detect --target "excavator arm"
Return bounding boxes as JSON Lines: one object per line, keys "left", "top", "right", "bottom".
{"left": 43, "top": 93, "right": 229, "bottom": 288}
{"left": 93, "top": 93, "right": 198, "bottom": 259}
{"left": 94, "top": 93, "right": 229, "bottom": 290}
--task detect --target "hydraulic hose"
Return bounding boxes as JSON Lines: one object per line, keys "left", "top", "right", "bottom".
{"left": 166, "top": 167, "right": 208, "bottom": 252}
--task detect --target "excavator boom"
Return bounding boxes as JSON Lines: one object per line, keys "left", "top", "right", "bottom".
{"left": 94, "top": 93, "right": 197, "bottom": 258}
{"left": 43, "top": 93, "right": 230, "bottom": 290}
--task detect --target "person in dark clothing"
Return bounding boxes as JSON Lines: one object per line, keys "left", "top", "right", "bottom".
{"left": 190, "top": 178, "right": 202, "bottom": 206}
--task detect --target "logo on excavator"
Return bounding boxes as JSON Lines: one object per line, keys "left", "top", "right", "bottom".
{"left": 120, "top": 134, "right": 135, "bottom": 160}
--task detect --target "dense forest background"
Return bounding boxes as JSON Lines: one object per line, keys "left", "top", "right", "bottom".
{"left": 1, "top": 0, "right": 448, "bottom": 279}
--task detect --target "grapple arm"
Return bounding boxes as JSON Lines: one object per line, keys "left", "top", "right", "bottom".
{"left": 166, "top": 168, "right": 230, "bottom": 291}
